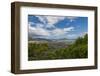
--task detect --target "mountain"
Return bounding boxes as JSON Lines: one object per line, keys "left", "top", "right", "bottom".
{"left": 29, "top": 37, "right": 76, "bottom": 43}
{"left": 29, "top": 38, "right": 52, "bottom": 41}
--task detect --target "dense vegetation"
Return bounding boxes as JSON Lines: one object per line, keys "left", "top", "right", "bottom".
{"left": 28, "top": 34, "right": 88, "bottom": 61}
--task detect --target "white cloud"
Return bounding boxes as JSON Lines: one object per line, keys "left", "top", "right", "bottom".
{"left": 52, "top": 28, "right": 65, "bottom": 36}
{"left": 36, "top": 16, "right": 77, "bottom": 25}
{"left": 67, "top": 34, "right": 76, "bottom": 38}
{"left": 28, "top": 22, "right": 35, "bottom": 26}
{"left": 36, "top": 16, "right": 46, "bottom": 24}
{"left": 36, "top": 23, "right": 44, "bottom": 28}
{"left": 64, "top": 27, "right": 74, "bottom": 32}
{"left": 52, "top": 27, "right": 74, "bottom": 36}
{"left": 28, "top": 16, "right": 77, "bottom": 39}
{"left": 31, "top": 16, "right": 78, "bottom": 29}
{"left": 36, "top": 15, "right": 66, "bottom": 28}
{"left": 28, "top": 21, "right": 44, "bottom": 28}
{"left": 28, "top": 21, "right": 74, "bottom": 39}
{"left": 66, "top": 16, "right": 77, "bottom": 22}
{"left": 45, "top": 16, "right": 65, "bottom": 25}
{"left": 45, "top": 24, "right": 55, "bottom": 28}
{"left": 28, "top": 23, "right": 50, "bottom": 36}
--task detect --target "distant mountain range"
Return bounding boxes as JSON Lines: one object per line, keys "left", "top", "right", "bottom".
{"left": 30, "top": 38, "right": 51, "bottom": 41}
{"left": 28, "top": 37, "right": 76, "bottom": 42}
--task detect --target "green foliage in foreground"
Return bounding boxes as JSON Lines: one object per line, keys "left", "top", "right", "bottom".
{"left": 28, "top": 34, "right": 88, "bottom": 60}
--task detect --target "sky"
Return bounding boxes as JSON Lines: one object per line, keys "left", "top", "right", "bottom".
{"left": 28, "top": 15, "right": 88, "bottom": 39}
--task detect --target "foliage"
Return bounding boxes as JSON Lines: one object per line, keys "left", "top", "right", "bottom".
{"left": 28, "top": 34, "right": 88, "bottom": 60}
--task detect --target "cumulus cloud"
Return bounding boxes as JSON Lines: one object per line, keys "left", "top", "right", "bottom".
{"left": 28, "top": 22, "right": 74, "bottom": 39}
{"left": 36, "top": 15, "right": 65, "bottom": 28}
{"left": 51, "top": 28, "right": 65, "bottom": 36}
{"left": 35, "top": 16, "right": 78, "bottom": 29}
{"left": 28, "top": 23, "right": 50, "bottom": 36}
{"left": 28, "top": 22, "right": 36, "bottom": 26}
{"left": 52, "top": 27, "right": 74, "bottom": 36}
{"left": 28, "top": 15, "right": 78, "bottom": 39}
{"left": 64, "top": 27, "right": 74, "bottom": 32}
{"left": 45, "top": 24, "right": 55, "bottom": 28}
{"left": 66, "top": 16, "right": 77, "bottom": 22}
{"left": 67, "top": 34, "right": 77, "bottom": 38}
{"left": 44, "top": 16, "right": 65, "bottom": 25}
{"left": 36, "top": 16, "right": 46, "bottom": 24}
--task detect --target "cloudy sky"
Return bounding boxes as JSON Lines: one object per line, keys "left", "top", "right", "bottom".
{"left": 28, "top": 15, "right": 88, "bottom": 39}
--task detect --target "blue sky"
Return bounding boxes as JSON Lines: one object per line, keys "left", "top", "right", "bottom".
{"left": 28, "top": 15, "right": 88, "bottom": 39}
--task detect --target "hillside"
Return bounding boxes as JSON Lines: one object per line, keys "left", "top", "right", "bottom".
{"left": 28, "top": 34, "right": 88, "bottom": 60}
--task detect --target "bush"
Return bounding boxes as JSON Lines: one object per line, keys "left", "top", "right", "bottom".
{"left": 28, "top": 34, "right": 88, "bottom": 60}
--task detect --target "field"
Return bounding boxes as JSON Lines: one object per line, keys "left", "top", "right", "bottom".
{"left": 28, "top": 34, "right": 88, "bottom": 61}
